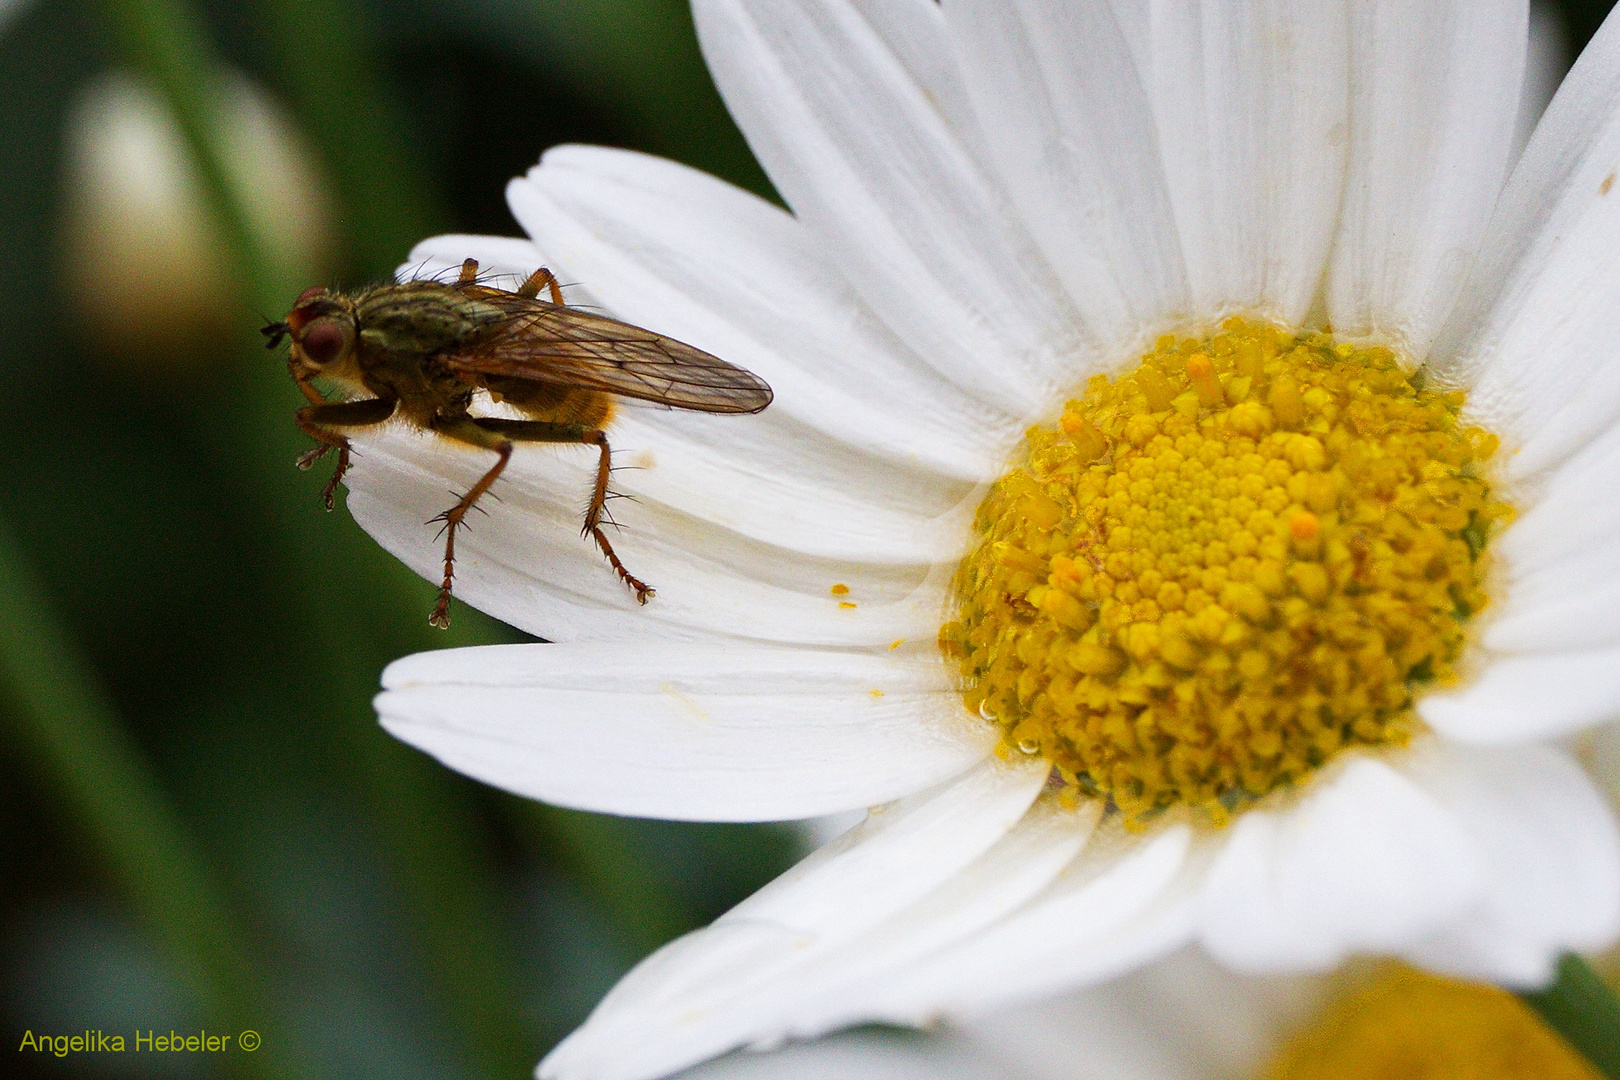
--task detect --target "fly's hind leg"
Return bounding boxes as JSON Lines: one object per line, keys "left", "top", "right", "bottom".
{"left": 578, "top": 429, "right": 653, "bottom": 603}
{"left": 517, "top": 266, "right": 566, "bottom": 305}
{"left": 467, "top": 417, "right": 654, "bottom": 610}
{"left": 458, "top": 258, "right": 566, "bottom": 304}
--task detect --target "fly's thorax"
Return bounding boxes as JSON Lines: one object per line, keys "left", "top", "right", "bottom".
{"left": 352, "top": 346, "right": 470, "bottom": 424}
{"left": 353, "top": 281, "right": 506, "bottom": 357}
{"left": 939, "top": 318, "right": 1512, "bottom": 826}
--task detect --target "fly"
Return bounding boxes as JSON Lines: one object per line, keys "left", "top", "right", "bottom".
{"left": 262, "top": 258, "right": 773, "bottom": 627}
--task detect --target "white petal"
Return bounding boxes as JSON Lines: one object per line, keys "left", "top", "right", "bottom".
{"left": 600, "top": 407, "right": 975, "bottom": 566}
{"left": 1430, "top": 6, "right": 1620, "bottom": 476}
{"left": 511, "top": 146, "right": 1019, "bottom": 481}
{"left": 1587, "top": 720, "right": 1620, "bottom": 808}
{"left": 544, "top": 920, "right": 802, "bottom": 1080}
{"left": 848, "top": 0, "right": 986, "bottom": 148}
{"left": 727, "top": 797, "right": 1103, "bottom": 1045}
{"left": 1394, "top": 741, "right": 1620, "bottom": 985}
{"left": 797, "top": 809, "right": 868, "bottom": 849}
{"left": 1484, "top": 417, "right": 1620, "bottom": 652}
{"left": 724, "top": 758, "right": 1049, "bottom": 929}
{"left": 1107, "top": 0, "right": 1153, "bottom": 80}
{"left": 1326, "top": 0, "right": 1527, "bottom": 358}
{"left": 398, "top": 233, "right": 548, "bottom": 289}
{"left": 944, "top": 0, "right": 1189, "bottom": 351}
{"left": 499, "top": 189, "right": 981, "bottom": 564}
{"left": 377, "top": 642, "right": 992, "bottom": 821}
{"left": 548, "top": 795, "right": 1098, "bottom": 1079}
{"left": 343, "top": 426, "right": 949, "bottom": 647}
{"left": 1512, "top": 1, "right": 1572, "bottom": 161}
{"left": 693, "top": 0, "right": 1090, "bottom": 416}
{"left": 959, "top": 948, "right": 1330, "bottom": 1080}
{"left": 1142, "top": 0, "right": 1349, "bottom": 324}
{"left": 725, "top": 764, "right": 1049, "bottom": 932}
{"left": 1485, "top": 574, "right": 1620, "bottom": 655}
{"left": 850, "top": 819, "right": 1198, "bottom": 1022}
{"left": 540, "top": 759, "right": 1048, "bottom": 1080}
{"left": 1197, "top": 754, "right": 1482, "bottom": 972}
{"left": 1419, "top": 643, "right": 1620, "bottom": 743}
{"left": 675, "top": 1031, "right": 1005, "bottom": 1080}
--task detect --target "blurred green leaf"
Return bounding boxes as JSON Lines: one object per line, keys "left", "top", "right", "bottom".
{"left": 425, "top": 0, "right": 772, "bottom": 198}
{"left": 253, "top": 0, "right": 441, "bottom": 279}
{"left": 1519, "top": 955, "right": 1620, "bottom": 1080}
{"left": 0, "top": 518, "right": 285, "bottom": 1080}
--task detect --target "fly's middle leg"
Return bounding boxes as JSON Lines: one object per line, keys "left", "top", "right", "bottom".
{"left": 426, "top": 437, "right": 513, "bottom": 629}
{"left": 460, "top": 417, "right": 655, "bottom": 609}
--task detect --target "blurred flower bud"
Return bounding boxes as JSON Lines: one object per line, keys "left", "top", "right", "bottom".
{"left": 59, "top": 69, "right": 334, "bottom": 362}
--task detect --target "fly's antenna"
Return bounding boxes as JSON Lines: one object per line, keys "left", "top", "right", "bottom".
{"left": 261, "top": 321, "right": 290, "bottom": 349}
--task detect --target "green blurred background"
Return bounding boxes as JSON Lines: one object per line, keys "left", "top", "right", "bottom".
{"left": 0, "top": 1, "right": 1610, "bottom": 1078}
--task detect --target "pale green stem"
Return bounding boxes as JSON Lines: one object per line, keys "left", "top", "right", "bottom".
{"left": 0, "top": 519, "right": 287, "bottom": 1080}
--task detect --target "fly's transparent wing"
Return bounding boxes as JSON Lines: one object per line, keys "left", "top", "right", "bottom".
{"left": 446, "top": 290, "right": 772, "bottom": 414}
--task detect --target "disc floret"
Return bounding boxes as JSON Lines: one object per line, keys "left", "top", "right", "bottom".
{"left": 940, "top": 318, "right": 1512, "bottom": 823}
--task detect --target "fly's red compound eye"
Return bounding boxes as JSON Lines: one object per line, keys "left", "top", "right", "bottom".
{"left": 299, "top": 318, "right": 350, "bottom": 365}
{"left": 295, "top": 286, "right": 328, "bottom": 305}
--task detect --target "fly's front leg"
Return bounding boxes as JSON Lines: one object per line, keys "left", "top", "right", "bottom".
{"left": 471, "top": 417, "right": 654, "bottom": 607}
{"left": 291, "top": 364, "right": 327, "bottom": 406}
{"left": 289, "top": 371, "right": 335, "bottom": 470}
{"left": 296, "top": 396, "right": 398, "bottom": 510}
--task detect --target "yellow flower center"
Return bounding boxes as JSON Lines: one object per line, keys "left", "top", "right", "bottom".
{"left": 1259, "top": 965, "right": 1602, "bottom": 1080}
{"left": 939, "top": 318, "right": 1511, "bottom": 823}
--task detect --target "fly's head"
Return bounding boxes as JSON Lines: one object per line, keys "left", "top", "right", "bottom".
{"left": 266, "top": 286, "right": 362, "bottom": 385}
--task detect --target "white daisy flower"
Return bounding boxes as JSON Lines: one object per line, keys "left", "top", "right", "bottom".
{"left": 671, "top": 948, "right": 1599, "bottom": 1080}
{"left": 676, "top": 948, "right": 1331, "bottom": 1080}
{"left": 351, "top": 0, "right": 1620, "bottom": 1077}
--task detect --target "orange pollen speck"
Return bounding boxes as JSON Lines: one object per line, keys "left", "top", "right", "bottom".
{"left": 1186, "top": 352, "right": 1226, "bottom": 407}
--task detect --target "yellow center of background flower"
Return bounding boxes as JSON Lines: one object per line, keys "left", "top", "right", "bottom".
{"left": 1259, "top": 965, "right": 1602, "bottom": 1080}
{"left": 939, "top": 318, "right": 1511, "bottom": 823}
